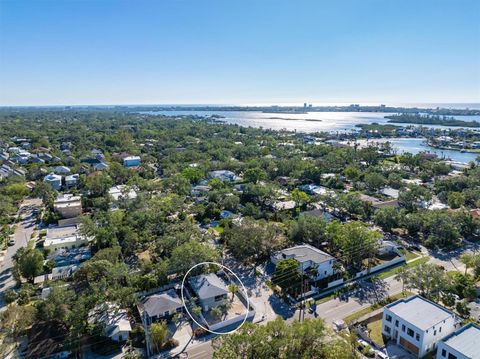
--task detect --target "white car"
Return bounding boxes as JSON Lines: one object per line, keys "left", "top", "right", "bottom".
{"left": 375, "top": 351, "right": 389, "bottom": 359}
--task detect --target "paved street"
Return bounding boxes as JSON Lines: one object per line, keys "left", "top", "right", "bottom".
{"left": 0, "top": 198, "right": 42, "bottom": 310}
{"left": 289, "top": 275, "right": 404, "bottom": 325}
{"left": 184, "top": 341, "right": 213, "bottom": 359}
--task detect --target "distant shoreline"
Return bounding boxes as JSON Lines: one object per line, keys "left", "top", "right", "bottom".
{"left": 267, "top": 117, "right": 322, "bottom": 122}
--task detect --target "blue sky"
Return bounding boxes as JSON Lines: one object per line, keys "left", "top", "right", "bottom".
{"left": 0, "top": 0, "right": 479, "bottom": 106}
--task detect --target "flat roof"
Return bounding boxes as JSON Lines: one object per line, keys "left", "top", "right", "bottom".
{"left": 441, "top": 323, "right": 480, "bottom": 359}
{"left": 386, "top": 295, "right": 454, "bottom": 331}
{"left": 46, "top": 225, "right": 78, "bottom": 239}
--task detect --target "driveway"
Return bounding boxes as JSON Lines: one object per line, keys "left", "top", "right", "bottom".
{"left": 0, "top": 198, "right": 42, "bottom": 310}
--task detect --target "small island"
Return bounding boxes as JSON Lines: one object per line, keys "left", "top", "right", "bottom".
{"left": 385, "top": 113, "right": 480, "bottom": 127}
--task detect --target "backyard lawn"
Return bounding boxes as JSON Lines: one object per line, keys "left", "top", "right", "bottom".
{"left": 367, "top": 319, "right": 384, "bottom": 346}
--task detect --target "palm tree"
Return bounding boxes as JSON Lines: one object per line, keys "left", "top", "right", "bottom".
{"left": 460, "top": 253, "right": 475, "bottom": 275}
{"left": 228, "top": 284, "right": 239, "bottom": 301}
{"left": 149, "top": 321, "right": 169, "bottom": 354}
{"left": 191, "top": 306, "right": 202, "bottom": 316}
{"left": 210, "top": 306, "right": 222, "bottom": 319}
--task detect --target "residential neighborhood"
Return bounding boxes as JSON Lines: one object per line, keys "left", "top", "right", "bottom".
{"left": 1, "top": 109, "right": 480, "bottom": 359}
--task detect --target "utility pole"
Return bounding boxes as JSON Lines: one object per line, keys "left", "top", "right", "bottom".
{"left": 298, "top": 266, "right": 304, "bottom": 322}
{"left": 143, "top": 309, "right": 150, "bottom": 358}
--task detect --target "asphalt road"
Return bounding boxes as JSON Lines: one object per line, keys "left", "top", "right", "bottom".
{"left": 290, "top": 275, "right": 404, "bottom": 324}
{"left": 184, "top": 342, "right": 213, "bottom": 359}
{"left": 0, "top": 198, "right": 42, "bottom": 310}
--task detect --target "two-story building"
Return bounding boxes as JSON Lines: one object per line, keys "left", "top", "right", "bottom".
{"left": 188, "top": 273, "right": 229, "bottom": 311}
{"left": 382, "top": 295, "right": 458, "bottom": 358}
{"left": 272, "top": 244, "right": 335, "bottom": 281}
{"left": 44, "top": 224, "right": 92, "bottom": 251}
{"left": 123, "top": 156, "right": 141, "bottom": 167}
{"left": 53, "top": 194, "right": 82, "bottom": 218}
{"left": 436, "top": 323, "right": 480, "bottom": 359}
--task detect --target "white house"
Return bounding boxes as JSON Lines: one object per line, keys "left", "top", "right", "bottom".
{"left": 93, "top": 161, "right": 109, "bottom": 171}
{"left": 53, "top": 194, "right": 82, "bottom": 218}
{"left": 44, "top": 224, "right": 92, "bottom": 251}
{"left": 108, "top": 185, "right": 137, "bottom": 202}
{"left": 88, "top": 303, "right": 132, "bottom": 342}
{"left": 272, "top": 244, "right": 335, "bottom": 281}
{"left": 65, "top": 174, "right": 79, "bottom": 188}
{"left": 54, "top": 166, "right": 71, "bottom": 175}
{"left": 44, "top": 173, "right": 62, "bottom": 190}
{"left": 209, "top": 170, "right": 239, "bottom": 182}
{"left": 436, "top": 323, "right": 480, "bottom": 359}
{"left": 382, "top": 295, "right": 458, "bottom": 358}
{"left": 188, "top": 273, "right": 229, "bottom": 311}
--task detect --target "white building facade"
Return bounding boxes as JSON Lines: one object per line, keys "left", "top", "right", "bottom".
{"left": 382, "top": 295, "right": 457, "bottom": 358}
{"left": 436, "top": 323, "right": 480, "bottom": 359}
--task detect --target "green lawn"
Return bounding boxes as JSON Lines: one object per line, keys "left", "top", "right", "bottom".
{"left": 344, "top": 291, "right": 413, "bottom": 324}
{"left": 367, "top": 319, "right": 384, "bottom": 346}
{"left": 402, "top": 249, "right": 420, "bottom": 261}
{"left": 375, "top": 256, "right": 429, "bottom": 280}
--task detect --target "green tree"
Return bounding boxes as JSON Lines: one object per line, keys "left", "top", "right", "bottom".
{"left": 448, "top": 192, "right": 465, "bottom": 209}
{"left": 149, "top": 321, "right": 169, "bottom": 353}
{"left": 228, "top": 284, "right": 239, "bottom": 301}
{"left": 291, "top": 188, "right": 309, "bottom": 209}
{"left": 364, "top": 172, "right": 385, "bottom": 192}
{"left": 244, "top": 168, "right": 267, "bottom": 184}
{"left": 289, "top": 215, "right": 327, "bottom": 247}
{"left": 168, "top": 240, "right": 219, "bottom": 276}
{"left": 272, "top": 258, "right": 301, "bottom": 294}
{"left": 373, "top": 206, "right": 401, "bottom": 232}
{"left": 13, "top": 246, "right": 44, "bottom": 283}
{"left": 212, "top": 317, "right": 355, "bottom": 359}
{"left": 210, "top": 306, "right": 222, "bottom": 319}
{"left": 222, "top": 218, "right": 285, "bottom": 266}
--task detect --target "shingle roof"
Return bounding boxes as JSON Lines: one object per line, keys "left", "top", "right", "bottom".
{"left": 188, "top": 273, "right": 228, "bottom": 300}
{"left": 386, "top": 295, "right": 454, "bottom": 331}
{"left": 441, "top": 323, "right": 480, "bottom": 359}
{"left": 275, "top": 244, "right": 333, "bottom": 265}
{"left": 142, "top": 289, "right": 183, "bottom": 317}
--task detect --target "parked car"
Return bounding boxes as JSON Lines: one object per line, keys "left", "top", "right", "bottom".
{"left": 8, "top": 239, "right": 15, "bottom": 246}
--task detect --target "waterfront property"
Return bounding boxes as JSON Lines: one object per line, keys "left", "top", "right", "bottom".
{"left": 382, "top": 295, "right": 457, "bottom": 358}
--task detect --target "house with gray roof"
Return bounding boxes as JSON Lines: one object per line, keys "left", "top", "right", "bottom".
{"left": 272, "top": 244, "right": 336, "bottom": 281}
{"left": 436, "top": 323, "right": 480, "bottom": 359}
{"left": 141, "top": 289, "right": 183, "bottom": 324}
{"left": 382, "top": 295, "right": 458, "bottom": 358}
{"left": 188, "top": 273, "right": 228, "bottom": 311}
